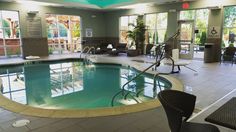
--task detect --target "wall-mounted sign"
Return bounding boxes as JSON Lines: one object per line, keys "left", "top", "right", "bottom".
{"left": 26, "top": 16, "right": 42, "bottom": 38}
{"left": 208, "top": 26, "right": 220, "bottom": 38}
{"left": 85, "top": 28, "right": 93, "bottom": 37}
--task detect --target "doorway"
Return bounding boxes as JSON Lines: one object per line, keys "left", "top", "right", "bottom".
{"left": 179, "top": 9, "right": 209, "bottom": 60}
{"left": 178, "top": 20, "right": 195, "bottom": 59}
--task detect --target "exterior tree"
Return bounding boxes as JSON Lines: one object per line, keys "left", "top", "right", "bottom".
{"left": 200, "top": 31, "right": 206, "bottom": 46}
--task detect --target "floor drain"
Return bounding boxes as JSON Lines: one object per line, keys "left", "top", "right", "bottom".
{"left": 12, "top": 119, "right": 30, "bottom": 128}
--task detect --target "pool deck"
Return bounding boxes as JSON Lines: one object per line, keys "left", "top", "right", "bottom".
{"left": 0, "top": 53, "right": 236, "bottom": 132}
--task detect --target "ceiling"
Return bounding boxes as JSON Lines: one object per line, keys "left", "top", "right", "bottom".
{"left": 1, "top": 0, "right": 196, "bottom": 10}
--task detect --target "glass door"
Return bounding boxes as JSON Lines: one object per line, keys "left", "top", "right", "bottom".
{"left": 178, "top": 20, "right": 195, "bottom": 59}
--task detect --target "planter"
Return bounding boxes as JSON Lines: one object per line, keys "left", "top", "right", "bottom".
{"left": 127, "top": 50, "right": 139, "bottom": 57}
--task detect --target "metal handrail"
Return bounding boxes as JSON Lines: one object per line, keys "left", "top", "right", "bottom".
{"left": 87, "top": 47, "right": 96, "bottom": 54}
{"left": 136, "top": 73, "right": 170, "bottom": 98}
{"left": 84, "top": 47, "right": 96, "bottom": 63}
{"left": 84, "top": 47, "right": 95, "bottom": 59}
{"left": 111, "top": 59, "right": 162, "bottom": 106}
{"left": 111, "top": 30, "right": 181, "bottom": 106}
{"left": 155, "top": 29, "right": 180, "bottom": 62}
{"left": 79, "top": 46, "right": 90, "bottom": 58}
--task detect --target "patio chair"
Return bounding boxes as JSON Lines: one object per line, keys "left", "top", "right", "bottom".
{"left": 107, "top": 43, "right": 127, "bottom": 56}
{"left": 158, "top": 90, "right": 220, "bottom": 132}
{"left": 116, "top": 43, "right": 127, "bottom": 53}
{"left": 145, "top": 44, "right": 154, "bottom": 57}
{"left": 221, "top": 46, "right": 236, "bottom": 64}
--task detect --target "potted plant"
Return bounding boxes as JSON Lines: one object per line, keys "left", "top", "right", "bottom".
{"left": 127, "top": 15, "right": 146, "bottom": 54}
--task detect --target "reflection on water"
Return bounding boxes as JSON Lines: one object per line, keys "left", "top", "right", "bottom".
{"left": 0, "top": 61, "right": 172, "bottom": 109}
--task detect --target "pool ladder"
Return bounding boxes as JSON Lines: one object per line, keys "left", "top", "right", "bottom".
{"left": 111, "top": 59, "right": 168, "bottom": 106}
{"left": 80, "top": 46, "right": 96, "bottom": 63}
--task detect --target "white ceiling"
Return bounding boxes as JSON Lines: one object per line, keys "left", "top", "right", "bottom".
{"left": 0, "top": 0, "right": 196, "bottom": 10}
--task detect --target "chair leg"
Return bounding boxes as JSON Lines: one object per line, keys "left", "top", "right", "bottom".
{"left": 184, "top": 66, "right": 197, "bottom": 72}
{"left": 171, "top": 65, "right": 180, "bottom": 74}
{"left": 178, "top": 66, "right": 181, "bottom": 71}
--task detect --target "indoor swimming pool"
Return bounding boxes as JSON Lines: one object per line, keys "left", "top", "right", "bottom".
{"left": 0, "top": 60, "right": 172, "bottom": 110}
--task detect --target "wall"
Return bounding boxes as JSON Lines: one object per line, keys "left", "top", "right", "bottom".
{"left": 0, "top": 1, "right": 108, "bottom": 57}
{"left": 0, "top": 1, "right": 106, "bottom": 38}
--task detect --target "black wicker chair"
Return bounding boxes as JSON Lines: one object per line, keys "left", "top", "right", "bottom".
{"left": 221, "top": 46, "right": 236, "bottom": 64}
{"left": 145, "top": 44, "right": 154, "bottom": 56}
{"left": 158, "top": 90, "right": 220, "bottom": 132}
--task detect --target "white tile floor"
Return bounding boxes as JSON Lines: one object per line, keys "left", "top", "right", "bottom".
{"left": 0, "top": 53, "right": 235, "bottom": 132}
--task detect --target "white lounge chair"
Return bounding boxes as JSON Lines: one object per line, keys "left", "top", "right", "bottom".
{"left": 163, "top": 49, "right": 197, "bottom": 73}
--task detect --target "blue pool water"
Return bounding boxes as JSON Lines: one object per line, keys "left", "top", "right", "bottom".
{"left": 0, "top": 60, "right": 172, "bottom": 109}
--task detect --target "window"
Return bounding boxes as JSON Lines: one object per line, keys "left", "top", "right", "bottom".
{"left": 180, "top": 10, "right": 195, "bottom": 20}
{"left": 46, "top": 14, "right": 81, "bottom": 54}
{"left": 223, "top": 6, "right": 236, "bottom": 47}
{"left": 119, "top": 15, "right": 137, "bottom": 46}
{"left": 0, "top": 10, "right": 21, "bottom": 58}
{"left": 145, "top": 12, "right": 168, "bottom": 44}
{"left": 195, "top": 9, "right": 209, "bottom": 45}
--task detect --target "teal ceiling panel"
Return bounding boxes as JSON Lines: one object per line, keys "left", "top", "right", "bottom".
{"left": 64, "top": 0, "right": 134, "bottom": 8}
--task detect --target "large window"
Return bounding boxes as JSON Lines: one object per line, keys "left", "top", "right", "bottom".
{"left": 46, "top": 14, "right": 81, "bottom": 54}
{"left": 119, "top": 15, "right": 137, "bottom": 46}
{"left": 145, "top": 12, "right": 168, "bottom": 44}
{"left": 0, "top": 10, "right": 21, "bottom": 58}
{"left": 222, "top": 6, "right": 236, "bottom": 47}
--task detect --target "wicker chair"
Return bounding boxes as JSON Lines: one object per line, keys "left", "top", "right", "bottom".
{"left": 158, "top": 90, "right": 220, "bottom": 132}
{"left": 221, "top": 46, "right": 236, "bottom": 64}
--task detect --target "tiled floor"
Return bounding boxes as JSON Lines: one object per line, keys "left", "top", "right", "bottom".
{"left": 0, "top": 53, "right": 235, "bottom": 132}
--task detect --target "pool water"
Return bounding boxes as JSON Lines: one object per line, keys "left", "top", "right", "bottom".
{"left": 0, "top": 60, "right": 171, "bottom": 109}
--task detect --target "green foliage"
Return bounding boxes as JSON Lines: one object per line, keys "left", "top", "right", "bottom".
{"left": 151, "top": 32, "right": 155, "bottom": 44}
{"left": 72, "top": 24, "right": 80, "bottom": 37}
{"left": 127, "top": 15, "right": 146, "bottom": 51}
{"left": 48, "top": 47, "right": 53, "bottom": 54}
{"left": 15, "top": 48, "right": 21, "bottom": 56}
{"left": 126, "top": 30, "right": 136, "bottom": 47}
{"left": 200, "top": 31, "right": 207, "bottom": 46}
{"left": 229, "top": 43, "right": 234, "bottom": 47}
{"left": 155, "top": 31, "right": 158, "bottom": 44}
{"left": 195, "top": 37, "right": 200, "bottom": 44}
{"left": 180, "top": 10, "right": 195, "bottom": 20}
{"left": 3, "top": 20, "right": 10, "bottom": 38}
{"left": 224, "top": 6, "right": 236, "bottom": 27}
{"left": 164, "top": 32, "right": 167, "bottom": 42}
{"left": 221, "top": 40, "right": 225, "bottom": 48}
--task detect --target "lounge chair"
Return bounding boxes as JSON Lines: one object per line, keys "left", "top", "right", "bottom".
{"left": 108, "top": 43, "right": 127, "bottom": 56}
{"left": 116, "top": 43, "right": 127, "bottom": 53}
{"left": 163, "top": 49, "right": 196, "bottom": 73}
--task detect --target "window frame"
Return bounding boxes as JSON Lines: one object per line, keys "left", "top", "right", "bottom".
{"left": 0, "top": 10, "right": 22, "bottom": 58}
